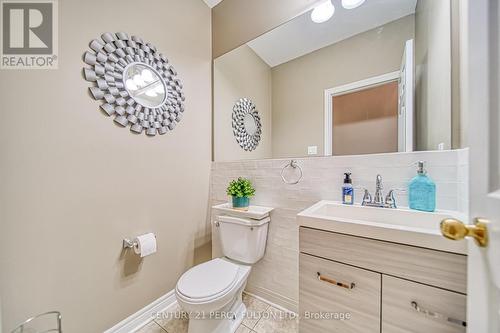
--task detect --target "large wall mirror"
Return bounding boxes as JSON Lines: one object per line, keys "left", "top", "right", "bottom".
{"left": 214, "top": 0, "right": 460, "bottom": 161}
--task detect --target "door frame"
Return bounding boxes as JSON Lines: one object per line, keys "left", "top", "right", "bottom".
{"left": 323, "top": 71, "right": 400, "bottom": 156}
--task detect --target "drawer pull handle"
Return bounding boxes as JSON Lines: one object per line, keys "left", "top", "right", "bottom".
{"left": 317, "top": 272, "right": 355, "bottom": 290}
{"left": 411, "top": 301, "right": 466, "bottom": 327}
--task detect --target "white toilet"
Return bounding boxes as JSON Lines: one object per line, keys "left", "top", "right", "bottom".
{"left": 175, "top": 214, "right": 271, "bottom": 333}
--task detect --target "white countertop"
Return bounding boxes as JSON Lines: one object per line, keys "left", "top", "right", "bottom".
{"left": 297, "top": 200, "right": 467, "bottom": 255}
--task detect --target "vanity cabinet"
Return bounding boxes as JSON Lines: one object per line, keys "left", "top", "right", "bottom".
{"left": 299, "top": 227, "right": 467, "bottom": 333}
{"left": 382, "top": 276, "right": 466, "bottom": 333}
{"left": 300, "top": 253, "right": 381, "bottom": 333}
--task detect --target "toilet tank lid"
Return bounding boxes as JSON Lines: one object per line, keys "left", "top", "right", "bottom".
{"left": 217, "top": 215, "right": 270, "bottom": 226}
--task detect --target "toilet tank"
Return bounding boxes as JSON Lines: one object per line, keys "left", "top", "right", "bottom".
{"left": 216, "top": 215, "right": 270, "bottom": 264}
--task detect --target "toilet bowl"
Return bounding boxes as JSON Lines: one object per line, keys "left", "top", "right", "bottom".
{"left": 175, "top": 214, "right": 271, "bottom": 333}
{"left": 176, "top": 258, "right": 251, "bottom": 333}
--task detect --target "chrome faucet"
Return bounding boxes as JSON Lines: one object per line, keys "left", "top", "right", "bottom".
{"left": 362, "top": 175, "right": 401, "bottom": 208}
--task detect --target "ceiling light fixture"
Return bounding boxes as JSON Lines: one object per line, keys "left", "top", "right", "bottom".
{"left": 341, "top": 0, "right": 366, "bottom": 10}
{"left": 311, "top": 0, "right": 335, "bottom": 23}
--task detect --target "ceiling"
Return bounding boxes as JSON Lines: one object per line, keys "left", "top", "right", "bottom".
{"left": 203, "top": 0, "right": 223, "bottom": 8}
{"left": 247, "top": 0, "right": 417, "bottom": 67}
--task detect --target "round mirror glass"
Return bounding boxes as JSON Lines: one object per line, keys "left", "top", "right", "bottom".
{"left": 123, "top": 63, "right": 166, "bottom": 108}
{"left": 244, "top": 113, "right": 258, "bottom": 136}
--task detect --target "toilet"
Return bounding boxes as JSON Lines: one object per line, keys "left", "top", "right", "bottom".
{"left": 175, "top": 214, "right": 271, "bottom": 333}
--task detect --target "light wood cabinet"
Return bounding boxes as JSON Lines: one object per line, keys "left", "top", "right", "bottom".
{"left": 382, "top": 275, "right": 466, "bottom": 333}
{"left": 299, "top": 253, "right": 381, "bottom": 333}
{"left": 300, "top": 227, "right": 467, "bottom": 293}
{"left": 299, "top": 227, "right": 467, "bottom": 332}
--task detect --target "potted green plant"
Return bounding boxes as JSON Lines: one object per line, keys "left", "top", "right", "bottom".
{"left": 226, "top": 177, "right": 256, "bottom": 210}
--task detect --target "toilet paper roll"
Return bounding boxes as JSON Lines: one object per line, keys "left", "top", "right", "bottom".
{"left": 134, "top": 233, "right": 157, "bottom": 258}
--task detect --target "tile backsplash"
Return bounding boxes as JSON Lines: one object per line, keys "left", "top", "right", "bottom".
{"left": 209, "top": 149, "right": 469, "bottom": 312}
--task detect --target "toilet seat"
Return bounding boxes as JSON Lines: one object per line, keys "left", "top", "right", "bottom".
{"left": 176, "top": 258, "right": 243, "bottom": 303}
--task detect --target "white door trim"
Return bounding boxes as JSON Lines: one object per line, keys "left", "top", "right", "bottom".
{"left": 400, "top": 39, "right": 415, "bottom": 152}
{"left": 323, "top": 71, "right": 400, "bottom": 156}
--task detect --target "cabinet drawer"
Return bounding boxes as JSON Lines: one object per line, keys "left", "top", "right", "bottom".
{"left": 299, "top": 253, "right": 381, "bottom": 333}
{"left": 382, "top": 275, "right": 466, "bottom": 333}
{"left": 300, "top": 227, "right": 467, "bottom": 293}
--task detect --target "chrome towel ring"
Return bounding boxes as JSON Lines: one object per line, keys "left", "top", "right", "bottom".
{"left": 281, "top": 160, "right": 303, "bottom": 185}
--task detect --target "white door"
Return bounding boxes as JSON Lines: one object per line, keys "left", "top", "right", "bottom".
{"left": 466, "top": 0, "right": 500, "bottom": 330}
{"left": 398, "top": 39, "right": 414, "bottom": 152}
{"left": 444, "top": 0, "right": 500, "bottom": 332}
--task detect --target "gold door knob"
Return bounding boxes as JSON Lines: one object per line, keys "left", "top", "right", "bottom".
{"left": 440, "top": 218, "right": 489, "bottom": 247}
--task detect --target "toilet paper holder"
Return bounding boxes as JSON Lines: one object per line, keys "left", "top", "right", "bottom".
{"left": 123, "top": 233, "right": 157, "bottom": 250}
{"left": 123, "top": 238, "right": 138, "bottom": 249}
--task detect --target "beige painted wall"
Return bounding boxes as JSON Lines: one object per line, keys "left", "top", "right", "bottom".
{"left": 212, "top": 0, "right": 319, "bottom": 58}
{"left": 415, "top": 0, "right": 452, "bottom": 151}
{"left": 271, "top": 15, "right": 415, "bottom": 158}
{"left": 0, "top": 0, "right": 212, "bottom": 332}
{"left": 214, "top": 45, "right": 272, "bottom": 161}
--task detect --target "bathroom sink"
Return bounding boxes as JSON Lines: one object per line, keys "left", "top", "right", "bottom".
{"left": 297, "top": 201, "right": 467, "bottom": 254}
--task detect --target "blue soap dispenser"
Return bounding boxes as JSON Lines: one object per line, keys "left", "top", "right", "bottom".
{"left": 409, "top": 161, "right": 436, "bottom": 212}
{"left": 342, "top": 172, "right": 354, "bottom": 205}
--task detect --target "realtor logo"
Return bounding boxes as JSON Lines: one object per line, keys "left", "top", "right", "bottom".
{"left": 1, "top": 0, "right": 58, "bottom": 69}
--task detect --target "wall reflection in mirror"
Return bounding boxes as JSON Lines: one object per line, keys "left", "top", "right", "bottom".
{"left": 214, "top": 0, "right": 460, "bottom": 161}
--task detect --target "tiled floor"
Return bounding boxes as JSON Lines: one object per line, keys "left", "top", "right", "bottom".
{"left": 135, "top": 292, "right": 298, "bottom": 333}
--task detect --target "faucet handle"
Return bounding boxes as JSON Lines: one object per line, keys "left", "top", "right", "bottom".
{"left": 361, "top": 188, "right": 372, "bottom": 206}
{"left": 353, "top": 187, "right": 372, "bottom": 206}
{"left": 384, "top": 189, "right": 406, "bottom": 208}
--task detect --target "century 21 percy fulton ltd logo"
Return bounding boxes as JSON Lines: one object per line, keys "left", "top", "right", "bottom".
{"left": 1, "top": 0, "right": 58, "bottom": 69}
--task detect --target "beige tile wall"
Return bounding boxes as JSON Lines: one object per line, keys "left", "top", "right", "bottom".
{"left": 210, "top": 149, "right": 469, "bottom": 311}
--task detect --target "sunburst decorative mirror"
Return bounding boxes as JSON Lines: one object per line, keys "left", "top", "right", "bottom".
{"left": 82, "top": 32, "right": 185, "bottom": 136}
{"left": 232, "top": 98, "right": 262, "bottom": 151}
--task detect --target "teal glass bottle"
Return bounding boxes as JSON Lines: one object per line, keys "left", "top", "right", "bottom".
{"left": 409, "top": 161, "right": 436, "bottom": 212}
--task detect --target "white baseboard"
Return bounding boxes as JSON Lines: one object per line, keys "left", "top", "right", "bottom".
{"left": 244, "top": 285, "right": 298, "bottom": 314}
{"left": 103, "top": 290, "right": 177, "bottom": 333}
{"left": 243, "top": 290, "right": 298, "bottom": 316}
{"left": 102, "top": 287, "right": 296, "bottom": 333}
